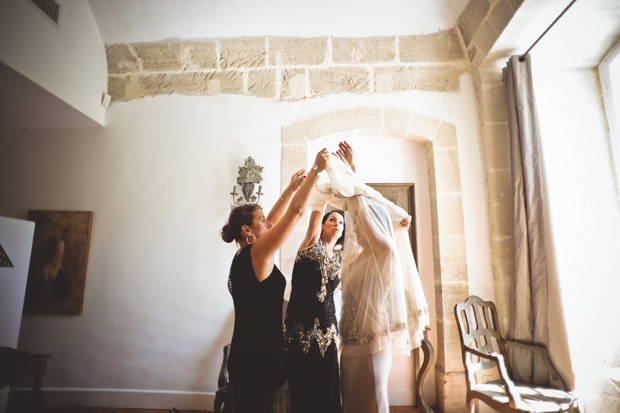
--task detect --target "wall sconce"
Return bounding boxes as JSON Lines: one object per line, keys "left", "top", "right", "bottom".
{"left": 231, "top": 157, "right": 264, "bottom": 208}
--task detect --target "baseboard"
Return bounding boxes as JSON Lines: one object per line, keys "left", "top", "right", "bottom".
{"left": 10, "top": 386, "right": 417, "bottom": 410}
{"left": 9, "top": 388, "right": 216, "bottom": 410}
{"left": 388, "top": 387, "right": 414, "bottom": 406}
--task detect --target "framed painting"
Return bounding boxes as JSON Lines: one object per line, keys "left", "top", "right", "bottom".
{"left": 368, "top": 183, "right": 417, "bottom": 263}
{"left": 24, "top": 210, "right": 93, "bottom": 315}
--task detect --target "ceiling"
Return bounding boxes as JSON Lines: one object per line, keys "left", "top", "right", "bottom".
{"left": 2, "top": 0, "right": 620, "bottom": 132}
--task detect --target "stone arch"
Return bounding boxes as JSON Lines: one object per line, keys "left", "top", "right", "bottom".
{"left": 281, "top": 106, "right": 469, "bottom": 411}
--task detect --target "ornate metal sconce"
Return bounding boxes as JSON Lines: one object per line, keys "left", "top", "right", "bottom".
{"left": 231, "top": 157, "right": 264, "bottom": 208}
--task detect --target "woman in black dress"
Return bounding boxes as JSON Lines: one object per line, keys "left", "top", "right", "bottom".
{"left": 284, "top": 205, "right": 345, "bottom": 413}
{"left": 220, "top": 148, "right": 329, "bottom": 413}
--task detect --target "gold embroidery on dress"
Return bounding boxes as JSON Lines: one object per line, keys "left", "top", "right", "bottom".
{"left": 285, "top": 317, "right": 338, "bottom": 357}
{"left": 296, "top": 239, "right": 342, "bottom": 303}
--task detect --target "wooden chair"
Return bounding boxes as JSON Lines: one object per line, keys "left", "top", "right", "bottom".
{"left": 213, "top": 343, "right": 232, "bottom": 413}
{"left": 454, "top": 296, "right": 580, "bottom": 413}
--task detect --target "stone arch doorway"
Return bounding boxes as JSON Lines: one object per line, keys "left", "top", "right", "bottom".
{"left": 281, "top": 107, "right": 469, "bottom": 411}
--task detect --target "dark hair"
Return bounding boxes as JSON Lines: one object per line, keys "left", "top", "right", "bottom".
{"left": 221, "top": 204, "right": 262, "bottom": 243}
{"left": 322, "top": 210, "right": 346, "bottom": 246}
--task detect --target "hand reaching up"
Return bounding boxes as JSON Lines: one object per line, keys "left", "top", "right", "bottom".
{"left": 335, "top": 141, "right": 356, "bottom": 172}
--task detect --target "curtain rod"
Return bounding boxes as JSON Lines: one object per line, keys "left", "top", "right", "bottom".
{"left": 518, "top": 0, "right": 578, "bottom": 62}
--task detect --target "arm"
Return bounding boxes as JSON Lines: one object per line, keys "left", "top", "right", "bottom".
{"left": 298, "top": 202, "right": 327, "bottom": 252}
{"left": 251, "top": 149, "right": 330, "bottom": 281}
{"left": 266, "top": 168, "right": 305, "bottom": 225}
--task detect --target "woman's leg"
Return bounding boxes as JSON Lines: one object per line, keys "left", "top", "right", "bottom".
{"left": 341, "top": 348, "right": 392, "bottom": 413}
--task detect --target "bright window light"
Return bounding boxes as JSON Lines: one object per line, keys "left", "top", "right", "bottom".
{"left": 600, "top": 40, "right": 620, "bottom": 196}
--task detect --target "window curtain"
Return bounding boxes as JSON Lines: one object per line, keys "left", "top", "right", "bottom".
{"left": 502, "top": 54, "right": 549, "bottom": 385}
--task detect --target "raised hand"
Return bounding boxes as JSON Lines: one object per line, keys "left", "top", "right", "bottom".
{"left": 288, "top": 168, "right": 306, "bottom": 192}
{"left": 314, "top": 148, "right": 330, "bottom": 172}
{"left": 337, "top": 141, "right": 356, "bottom": 172}
{"left": 400, "top": 216, "right": 412, "bottom": 230}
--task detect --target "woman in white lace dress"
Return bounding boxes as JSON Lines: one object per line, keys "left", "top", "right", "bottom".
{"left": 313, "top": 142, "right": 429, "bottom": 413}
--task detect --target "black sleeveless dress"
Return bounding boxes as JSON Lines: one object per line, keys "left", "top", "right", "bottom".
{"left": 228, "top": 245, "right": 287, "bottom": 412}
{"left": 284, "top": 238, "right": 342, "bottom": 413}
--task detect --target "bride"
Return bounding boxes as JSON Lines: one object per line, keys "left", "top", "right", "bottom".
{"left": 313, "top": 141, "right": 429, "bottom": 413}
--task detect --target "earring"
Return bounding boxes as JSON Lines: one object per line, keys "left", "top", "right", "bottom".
{"left": 246, "top": 233, "right": 256, "bottom": 244}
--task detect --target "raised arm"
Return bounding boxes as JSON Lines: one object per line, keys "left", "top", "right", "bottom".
{"left": 251, "top": 149, "right": 330, "bottom": 281}
{"left": 266, "top": 168, "right": 305, "bottom": 225}
{"left": 298, "top": 202, "right": 327, "bottom": 252}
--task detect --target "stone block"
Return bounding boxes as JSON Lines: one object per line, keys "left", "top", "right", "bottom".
{"left": 436, "top": 193, "right": 465, "bottom": 235}
{"left": 487, "top": 168, "right": 511, "bottom": 206}
{"left": 433, "top": 121, "right": 457, "bottom": 149}
{"left": 220, "top": 38, "right": 267, "bottom": 69}
{"left": 354, "top": 107, "right": 384, "bottom": 130}
{"left": 438, "top": 235, "right": 467, "bottom": 269}
{"left": 379, "top": 65, "right": 462, "bottom": 93}
{"left": 282, "top": 122, "right": 309, "bottom": 144}
{"left": 309, "top": 67, "right": 370, "bottom": 97}
{"left": 107, "top": 75, "right": 132, "bottom": 102}
{"left": 374, "top": 70, "right": 393, "bottom": 93}
{"left": 268, "top": 37, "right": 327, "bottom": 66}
{"left": 399, "top": 29, "right": 465, "bottom": 63}
{"left": 438, "top": 283, "right": 470, "bottom": 317}
{"left": 280, "top": 68, "right": 308, "bottom": 100}
{"left": 489, "top": 201, "right": 512, "bottom": 238}
{"left": 489, "top": 0, "right": 517, "bottom": 35}
{"left": 434, "top": 148, "right": 462, "bottom": 193}
{"left": 296, "top": 113, "right": 333, "bottom": 142}
{"left": 471, "top": 20, "right": 500, "bottom": 59}
{"left": 479, "top": 66, "right": 504, "bottom": 85}
{"left": 436, "top": 370, "right": 469, "bottom": 413}
{"left": 383, "top": 108, "right": 414, "bottom": 135}
{"left": 439, "top": 260, "right": 468, "bottom": 285}
{"left": 481, "top": 83, "right": 508, "bottom": 123}
{"left": 332, "top": 37, "right": 396, "bottom": 64}
{"left": 134, "top": 40, "right": 218, "bottom": 72}
{"left": 247, "top": 69, "right": 277, "bottom": 99}
{"left": 115, "top": 71, "right": 244, "bottom": 97}
{"left": 457, "top": 0, "right": 492, "bottom": 47}
{"left": 482, "top": 123, "right": 510, "bottom": 170}
{"left": 106, "top": 44, "right": 140, "bottom": 75}
{"left": 467, "top": 43, "right": 481, "bottom": 65}
{"left": 327, "top": 109, "right": 356, "bottom": 135}
{"left": 491, "top": 237, "right": 513, "bottom": 274}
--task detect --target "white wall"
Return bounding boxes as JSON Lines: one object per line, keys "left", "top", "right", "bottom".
{"left": 88, "top": 0, "right": 469, "bottom": 44}
{"left": 0, "top": 73, "right": 489, "bottom": 409}
{"left": 533, "top": 66, "right": 620, "bottom": 407}
{"left": 0, "top": 0, "right": 107, "bottom": 125}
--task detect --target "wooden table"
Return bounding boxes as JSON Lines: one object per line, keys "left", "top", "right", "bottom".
{"left": 0, "top": 347, "right": 51, "bottom": 411}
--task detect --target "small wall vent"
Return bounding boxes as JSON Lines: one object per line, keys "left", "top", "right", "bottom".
{"left": 29, "top": 0, "right": 60, "bottom": 25}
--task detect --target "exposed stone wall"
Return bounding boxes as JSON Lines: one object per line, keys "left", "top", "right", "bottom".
{"left": 457, "top": 0, "right": 524, "bottom": 67}
{"left": 105, "top": 29, "right": 468, "bottom": 102}
{"left": 476, "top": 67, "right": 513, "bottom": 335}
{"left": 461, "top": 0, "right": 523, "bottom": 337}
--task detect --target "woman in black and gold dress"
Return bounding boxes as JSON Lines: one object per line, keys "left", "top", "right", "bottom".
{"left": 284, "top": 206, "right": 345, "bottom": 413}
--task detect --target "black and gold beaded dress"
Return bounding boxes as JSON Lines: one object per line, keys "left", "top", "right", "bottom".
{"left": 284, "top": 238, "right": 342, "bottom": 413}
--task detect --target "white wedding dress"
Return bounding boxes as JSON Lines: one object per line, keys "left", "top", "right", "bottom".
{"left": 310, "top": 157, "right": 430, "bottom": 413}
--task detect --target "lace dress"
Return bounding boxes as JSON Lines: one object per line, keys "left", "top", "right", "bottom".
{"left": 284, "top": 238, "right": 342, "bottom": 413}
